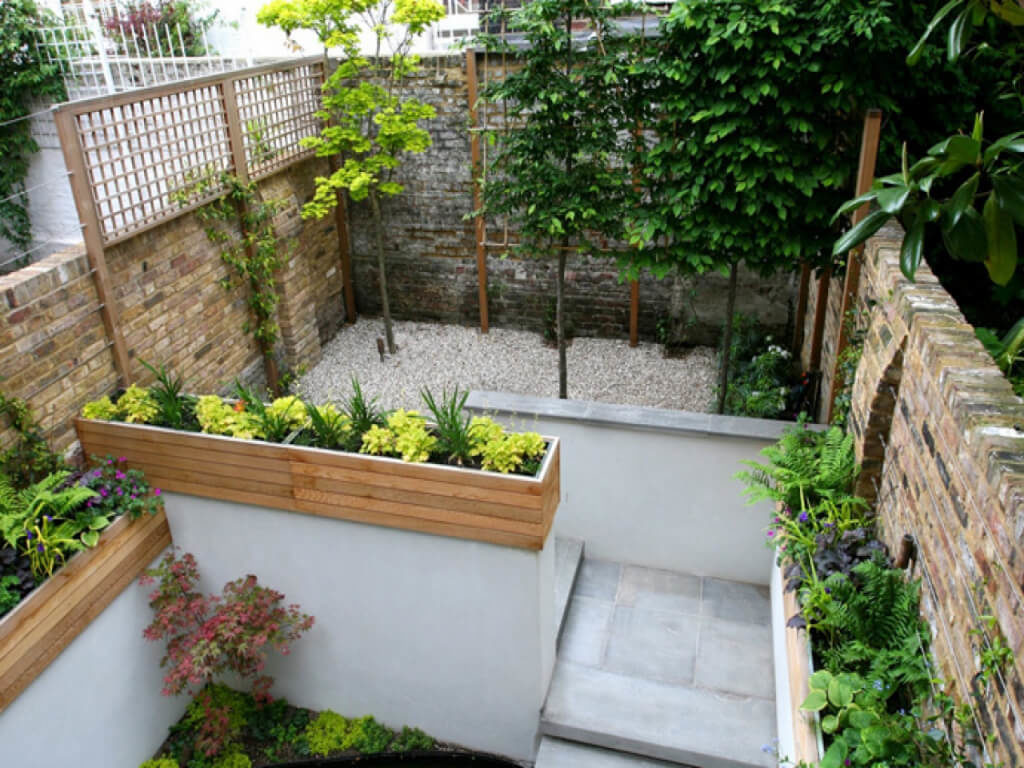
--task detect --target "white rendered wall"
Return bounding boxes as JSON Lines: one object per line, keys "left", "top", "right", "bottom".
{"left": 466, "top": 392, "right": 802, "bottom": 586}
{"left": 0, "top": 549, "right": 187, "bottom": 768}
{"left": 164, "top": 493, "right": 556, "bottom": 762}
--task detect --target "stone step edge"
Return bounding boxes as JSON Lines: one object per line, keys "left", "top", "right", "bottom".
{"left": 554, "top": 537, "right": 584, "bottom": 649}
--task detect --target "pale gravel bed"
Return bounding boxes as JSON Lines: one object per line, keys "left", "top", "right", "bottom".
{"left": 298, "top": 318, "right": 718, "bottom": 414}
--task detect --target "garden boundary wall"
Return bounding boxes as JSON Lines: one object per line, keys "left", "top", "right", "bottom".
{"left": 0, "top": 153, "right": 345, "bottom": 456}
{"left": 465, "top": 391, "right": 792, "bottom": 585}
{"left": 348, "top": 52, "right": 795, "bottom": 346}
{"left": 837, "top": 229, "right": 1024, "bottom": 768}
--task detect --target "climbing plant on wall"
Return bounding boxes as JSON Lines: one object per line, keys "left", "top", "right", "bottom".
{"left": 0, "top": 0, "right": 66, "bottom": 255}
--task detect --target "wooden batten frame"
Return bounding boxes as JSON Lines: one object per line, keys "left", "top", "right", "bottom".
{"left": 53, "top": 108, "right": 132, "bottom": 386}
{"left": 0, "top": 511, "right": 172, "bottom": 712}
{"left": 782, "top": 576, "right": 822, "bottom": 764}
{"left": 466, "top": 48, "right": 490, "bottom": 334}
{"left": 75, "top": 418, "right": 561, "bottom": 550}
{"left": 826, "top": 109, "right": 883, "bottom": 423}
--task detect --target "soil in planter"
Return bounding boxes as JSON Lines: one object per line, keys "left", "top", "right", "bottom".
{"left": 151, "top": 687, "right": 516, "bottom": 768}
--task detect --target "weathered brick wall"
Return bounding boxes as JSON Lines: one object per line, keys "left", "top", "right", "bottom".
{"left": 0, "top": 157, "right": 346, "bottom": 455}
{"left": 0, "top": 247, "right": 119, "bottom": 452}
{"left": 848, "top": 229, "right": 1024, "bottom": 767}
{"left": 347, "top": 52, "right": 795, "bottom": 344}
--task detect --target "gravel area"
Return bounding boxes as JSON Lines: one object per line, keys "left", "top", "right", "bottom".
{"left": 299, "top": 318, "right": 718, "bottom": 413}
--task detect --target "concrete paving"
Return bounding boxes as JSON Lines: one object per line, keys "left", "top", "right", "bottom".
{"left": 536, "top": 737, "right": 690, "bottom": 768}
{"left": 554, "top": 538, "right": 584, "bottom": 646}
{"left": 542, "top": 558, "right": 776, "bottom": 768}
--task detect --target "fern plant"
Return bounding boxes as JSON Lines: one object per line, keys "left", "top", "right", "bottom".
{"left": 0, "top": 471, "right": 96, "bottom": 550}
{"left": 737, "top": 423, "right": 859, "bottom": 512}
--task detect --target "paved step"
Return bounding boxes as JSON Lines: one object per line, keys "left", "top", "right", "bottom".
{"left": 536, "top": 736, "right": 689, "bottom": 768}
{"left": 542, "top": 558, "right": 777, "bottom": 768}
{"left": 554, "top": 537, "right": 584, "bottom": 646}
{"left": 542, "top": 662, "right": 775, "bottom": 768}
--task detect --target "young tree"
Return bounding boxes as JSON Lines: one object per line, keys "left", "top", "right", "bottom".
{"left": 259, "top": 0, "right": 444, "bottom": 353}
{"left": 626, "top": 0, "right": 997, "bottom": 413}
{"left": 475, "top": 0, "right": 646, "bottom": 398}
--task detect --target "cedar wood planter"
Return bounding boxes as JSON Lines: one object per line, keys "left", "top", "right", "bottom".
{"left": 0, "top": 510, "right": 171, "bottom": 712}
{"left": 779, "top": 560, "right": 823, "bottom": 765}
{"left": 75, "top": 418, "right": 561, "bottom": 551}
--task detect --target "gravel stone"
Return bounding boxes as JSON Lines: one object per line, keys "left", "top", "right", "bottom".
{"left": 299, "top": 319, "right": 718, "bottom": 413}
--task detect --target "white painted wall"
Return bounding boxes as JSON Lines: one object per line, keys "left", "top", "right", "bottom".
{"left": 0, "top": 549, "right": 187, "bottom": 768}
{"left": 771, "top": 563, "right": 795, "bottom": 767}
{"left": 164, "top": 493, "right": 556, "bottom": 762}
{"left": 466, "top": 392, "right": 797, "bottom": 586}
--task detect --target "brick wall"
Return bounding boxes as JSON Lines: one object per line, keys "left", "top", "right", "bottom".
{"left": 0, "top": 157, "right": 346, "bottom": 455}
{"left": 847, "top": 230, "right": 1024, "bottom": 767}
{"left": 347, "top": 52, "right": 795, "bottom": 345}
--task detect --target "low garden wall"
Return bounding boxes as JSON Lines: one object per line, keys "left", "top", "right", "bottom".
{"left": 465, "top": 391, "right": 791, "bottom": 585}
{"left": 841, "top": 232, "right": 1024, "bottom": 768}
{"left": 0, "top": 521, "right": 184, "bottom": 768}
{"left": 163, "top": 492, "right": 556, "bottom": 762}
{"left": 0, "top": 156, "right": 345, "bottom": 455}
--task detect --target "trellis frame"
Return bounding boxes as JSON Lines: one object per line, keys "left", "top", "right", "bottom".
{"left": 53, "top": 57, "right": 329, "bottom": 386}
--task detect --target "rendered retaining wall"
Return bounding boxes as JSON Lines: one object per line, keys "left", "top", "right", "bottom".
{"left": 0, "top": 546, "right": 185, "bottom": 768}
{"left": 466, "top": 391, "right": 790, "bottom": 585}
{"left": 163, "top": 492, "right": 556, "bottom": 762}
{"left": 840, "top": 231, "right": 1024, "bottom": 768}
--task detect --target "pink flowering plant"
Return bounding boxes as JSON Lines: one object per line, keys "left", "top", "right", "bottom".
{"left": 140, "top": 550, "right": 314, "bottom": 757}
{"left": 81, "top": 454, "right": 163, "bottom": 524}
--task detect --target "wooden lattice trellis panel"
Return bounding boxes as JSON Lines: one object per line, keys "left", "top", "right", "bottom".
{"left": 235, "top": 62, "right": 325, "bottom": 180}
{"left": 76, "top": 84, "right": 233, "bottom": 244}
{"left": 58, "top": 57, "right": 325, "bottom": 246}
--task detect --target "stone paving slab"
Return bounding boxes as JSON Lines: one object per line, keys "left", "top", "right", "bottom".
{"left": 536, "top": 737, "right": 693, "bottom": 768}
{"left": 542, "top": 558, "right": 776, "bottom": 768}
{"left": 542, "top": 662, "right": 776, "bottom": 768}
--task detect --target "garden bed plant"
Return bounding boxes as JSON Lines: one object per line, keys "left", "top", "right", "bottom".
{"left": 739, "top": 423, "right": 986, "bottom": 768}
{"left": 81, "top": 367, "right": 550, "bottom": 477}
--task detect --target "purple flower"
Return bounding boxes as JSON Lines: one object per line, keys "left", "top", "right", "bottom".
{"left": 45, "top": 515, "right": 52, "bottom": 522}
{"left": 92, "top": 469, "right": 102, "bottom": 478}
{"left": 116, "top": 487, "right": 123, "bottom": 495}
{"left": 107, "top": 458, "right": 113, "bottom": 464}
{"left": 154, "top": 488, "right": 161, "bottom": 496}
{"left": 130, "top": 494, "right": 137, "bottom": 500}
{"left": 100, "top": 488, "right": 108, "bottom": 497}
{"left": 767, "top": 530, "right": 775, "bottom": 538}
{"left": 36, "top": 543, "right": 44, "bottom": 553}
{"left": 774, "top": 516, "right": 780, "bottom": 523}
{"left": 115, "top": 470, "right": 125, "bottom": 480}
{"left": 25, "top": 530, "right": 33, "bottom": 540}
{"left": 798, "top": 511, "right": 808, "bottom": 523}
{"left": 824, "top": 587, "right": 831, "bottom": 594}
{"left": 118, "top": 456, "right": 126, "bottom": 462}
{"left": 823, "top": 522, "right": 834, "bottom": 528}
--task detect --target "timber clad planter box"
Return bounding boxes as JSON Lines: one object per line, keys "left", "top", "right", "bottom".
{"left": 0, "top": 510, "right": 171, "bottom": 712}
{"left": 75, "top": 418, "right": 561, "bottom": 550}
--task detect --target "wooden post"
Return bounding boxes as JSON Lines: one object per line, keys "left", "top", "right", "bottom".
{"left": 808, "top": 267, "right": 830, "bottom": 372}
{"left": 792, "top": 262, "right": 811, "bottom": 360}
{"left": 629, "top": 280, "right": 639, "bottom": 347}
{"left": 825, "top": 109, "right": 883, "bottom": 423}
{"left": 223, "top": 79, "right": 280, "bottom": 394}
{"left": 335, "top": 191, "right": 357, "bottom": 324}
{"left": 467, "top": 48, "right": 490, "bottom": 334}
{"left": 53, "top": 108, "right": 132, "bottom": 387}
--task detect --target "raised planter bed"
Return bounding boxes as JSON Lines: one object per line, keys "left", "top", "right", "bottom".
{"left": 0, "top": 509, "right": 171, "bottom": 712}
{"left": 75, "top": 418, "right": 560, "bottom": 550}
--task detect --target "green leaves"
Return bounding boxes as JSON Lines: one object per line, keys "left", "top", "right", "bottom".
{"left": 983, "top": 193, "right": 1018, "bottom": 284}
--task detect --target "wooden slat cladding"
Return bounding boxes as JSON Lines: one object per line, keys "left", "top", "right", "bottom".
{"left": 76, "top": 419, "right": 560, "bottom": 550}
{"left": 0, "top": 511, "right": 171, "bottom": 712}
{"left": 782, "top": 570, "right": 820, "bottom": 765}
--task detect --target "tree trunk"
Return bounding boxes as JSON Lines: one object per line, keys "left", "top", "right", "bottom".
{"left": 716, "top": 261, "right": 739, "bottom": 414}
{"left": 557, "top": 239, "right": 568, "bottom": 399}
{"left": 369, "top": 189, "right": 396, "bottom": 354}
{"left": 262, "top": 342, "right": 281, "bottom": 398}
